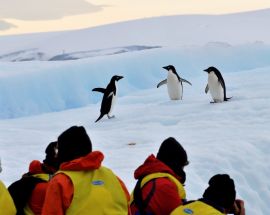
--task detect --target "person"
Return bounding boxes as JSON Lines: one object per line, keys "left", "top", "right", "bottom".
{"left": 0, "top": 158, "right": 17, "bottom": 215}
{"left": 129, "top": 137, "right": 189, "bottom": 215}
{"left": 41, "top": 125, "right": 130, "bottom": 215}
{"left": 170, "top": 174, "right": 245, "bottom": 215}
{"left": 8, "top": 141, "right": 59, "bottom": 215}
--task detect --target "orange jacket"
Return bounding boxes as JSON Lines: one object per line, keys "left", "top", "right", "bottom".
{"left": 42, "top": 151, "right": 130, "bottom": 215}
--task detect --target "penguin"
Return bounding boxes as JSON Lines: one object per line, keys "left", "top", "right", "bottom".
{"left": 204, "top": 66, "right": 231, "bottom": 103}
{"left": 157, "top": 65, "right": 192, "bottom": 100}
{"left": 92, "top": 75, "right": 123, "bottom": 122}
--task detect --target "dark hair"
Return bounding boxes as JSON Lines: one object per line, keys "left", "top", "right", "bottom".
{"left": 203, "top": 174, "right": 236, "bottom": 209}
{"left": 157, "top": 137, "right": 188, "bottom": 183}
{"left": 57, "top": 126, "right": 92, "bottom": 163}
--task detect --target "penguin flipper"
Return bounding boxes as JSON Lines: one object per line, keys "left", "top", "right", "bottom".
{"left": 205, "top": 84, "right": 209, "bottom": 94}
{"left": 180, "top": 78, "right": 192, "bottom": 86}
{"left": 92, "top": 88, "right": 106, "bottom": 93}
{"left": 157, "top": 79, "right": 167, "bottom": 88}
{"left": 95, "top": 114, "right": 105, "bottom": 123}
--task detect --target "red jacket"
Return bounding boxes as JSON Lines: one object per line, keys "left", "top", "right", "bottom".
{"left": 130, "top": 154, "right": 185, "bottom": 215}
{"left": 27, "top": 160, "right": 53, "bottom": 215}
{"left": 41, "top": 151, "right": 130, "bottom": 215}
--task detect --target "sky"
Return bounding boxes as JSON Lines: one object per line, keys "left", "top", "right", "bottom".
{"left": 1, "top": 0, "right": 270, "bottom": 36}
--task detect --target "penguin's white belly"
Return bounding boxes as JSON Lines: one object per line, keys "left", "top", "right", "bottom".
{"left": 208, "top": 75, "right": 224, "bottom": 102}
{"left": 167, "top": 75, "right": 182, "bottom": 100}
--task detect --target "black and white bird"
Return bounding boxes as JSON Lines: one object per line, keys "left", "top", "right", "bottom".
{"left": 157, "top": 65, "right": 192, "bottom": 100}
{"left": 92, "top": 75, "right": 123, "bottom": 122}
{"left": 204, "top": 66, "right": 231, "bottom": 103}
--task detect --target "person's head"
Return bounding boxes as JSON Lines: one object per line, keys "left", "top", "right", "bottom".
{"left": 43, "top": 141, "right": 59, "bottom": 171}
{"left": 57, "top": 126, "right": 92, "bottom": 163}
{"left": 203, "top": 174, "right": 236, "bottom": 211}
{"left": 156, "top": 137, "right": 189, "bottom": 183}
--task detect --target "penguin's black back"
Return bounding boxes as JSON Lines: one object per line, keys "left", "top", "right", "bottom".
{"left": 100, "top": 81, "right": 116, "bottom": 115}
{"left": 212, "top": 68, "right": 227, "bottom": 100}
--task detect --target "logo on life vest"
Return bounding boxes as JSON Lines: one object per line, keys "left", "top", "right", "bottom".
{"left": 92, "top": 180, "right": 104, "bottom": 185}
{"left": 183, "top": 208, "right": 194, "bottom": 214}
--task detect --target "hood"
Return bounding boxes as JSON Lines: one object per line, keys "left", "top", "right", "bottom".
{"left": 28, "top": 160, "right": 44, "bottom": 174}
{"left": 60, "top": 151, "right": 104, "bottom": 171}
{"left": 28, "top": 160, "right": 57, "bottom": 175}
{"left": 134, "top": 154, "right": 179, "bottom": 180}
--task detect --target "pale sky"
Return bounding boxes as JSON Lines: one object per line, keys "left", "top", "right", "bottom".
{"left": 1, "top": 0, "right": 270, "bottom": 36}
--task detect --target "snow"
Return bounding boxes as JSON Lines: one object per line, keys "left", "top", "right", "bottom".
{"left": 1, "top": 44, "right": 270, "bottom": 119}
{"left": 1, "top": 9, "right": 270, "bottom": 215}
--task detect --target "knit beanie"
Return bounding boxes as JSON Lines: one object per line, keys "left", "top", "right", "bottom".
{"left": 57, "top": 126, "right": 92, "bottom": 163}
{"left": 43, "top": 141, "right": 59, "bottom": 170}
{"left": 157, "top": 137, "right": 188, "bottom": 182}
{"left": 203, "top": 174, "right": 236, "bottom": 209}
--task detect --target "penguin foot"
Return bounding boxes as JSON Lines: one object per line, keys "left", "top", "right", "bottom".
{"left": 107, "top": 115, "right": 115, "bottom": 119}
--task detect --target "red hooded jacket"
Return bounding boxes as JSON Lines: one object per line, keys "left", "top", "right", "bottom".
{"left": 41, "top": 151, "right": 130, "bottom": 215}
{"left": 27, "top": 160, "right": 55, "bottom": 215}
{"left": 130, "top": 154, "right": 185, "bottom": 215}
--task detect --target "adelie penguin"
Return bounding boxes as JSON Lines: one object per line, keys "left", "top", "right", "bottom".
{"left": 92, "top": 75, "right": 123, "bottom": 122}
{"left": 157, "top": 65, "right": 192, "bottom": 100}
{"left": 204, "top": 66, "right": 232, "bottom": 103}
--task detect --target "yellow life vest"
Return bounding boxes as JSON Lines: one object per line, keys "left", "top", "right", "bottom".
{"left": 170, "top": 201, "right": 224, "bottom": 215}
{"left": 24, "top": 173, "right": 51, "bottom": 215}
{"left": 61, "top": 166, "right": 129, "bottom": 215}
{"left": 30, "top": 173, "right": 51, "bottom": 181}
{"left": 0, "top": 180, "right": 16, "bottom": 215}
{"left": 130, "top": 172, "right": 186, "bottom": 204}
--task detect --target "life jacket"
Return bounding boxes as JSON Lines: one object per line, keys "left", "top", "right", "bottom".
{"left": 0, "top": 180, "right": 17, "bottom": 215}
{"left": 170, "top": 200, "right": 224, "bottom": 215}
{"left": 8, "top": 175, "right": 46, "bottom": 215}
{"left": 130, "top": 172, "right": 186, "bottom": 215}
{"left": 23, "top": 173, "right": 51, "bottom": 215}
{"left": 59, "top": 166, "right": 129, "bottom": 215}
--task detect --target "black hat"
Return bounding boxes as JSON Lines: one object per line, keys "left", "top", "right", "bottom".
{"left": 157, "top": 137, "right": 188, "bottom": 182}
{"left": 42, "top": 141, "right": 60, "bottom": 170}
{"left": 203, "top": 174, "right": 236, "bottom": 209}
{"left": 57, "top": 126, "right": 92, "bottom": 163}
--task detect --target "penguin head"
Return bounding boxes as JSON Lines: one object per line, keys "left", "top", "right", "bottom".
{"left": 111, "top": 75, "right": 124, "bottom": 82}
{"left": 163, "top": 65, "right": 176, "bottom": 72}
{"left": 163, "top": 65, "right": 178, "bottom": 77}
{"left": 204, "top": 66, "right": 219, "bottom": 74}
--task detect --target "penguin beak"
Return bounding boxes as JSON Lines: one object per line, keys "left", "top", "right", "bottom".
{"left": 118, "top": 76, "right": 124, "bottom": 80}
{"left": 162, "top": 66, "right": 169, "bottom": 71}
{"left": 203, "top": 69, "right": 208, "bottom": 73}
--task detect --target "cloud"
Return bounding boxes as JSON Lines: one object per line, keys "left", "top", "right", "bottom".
{"left": 0, "top": 20, "right": 16, "bottom": 31}
{"left": 0, "top": 0, "right": 103, "bottom": 20}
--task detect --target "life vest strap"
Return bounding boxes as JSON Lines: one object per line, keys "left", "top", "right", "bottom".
{"left": 133, "top": 177, "right": 156, "bottom": 215}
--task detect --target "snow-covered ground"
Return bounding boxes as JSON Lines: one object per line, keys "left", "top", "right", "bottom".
{"left": 0, "top": 9, "right": 270, "bottom": 215}
{"left": 1, "top": 43, "right": 270, "bottom": 119}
